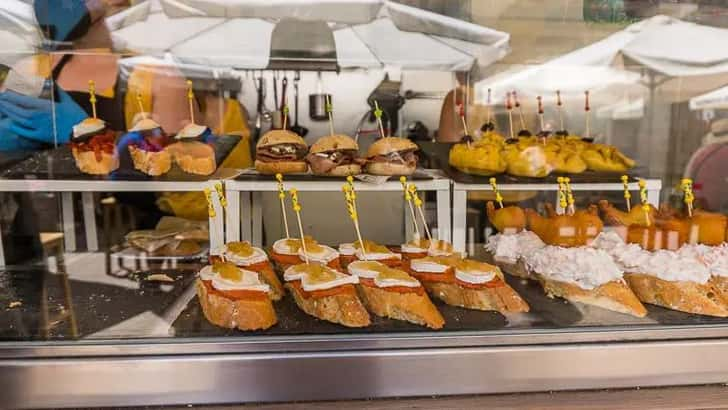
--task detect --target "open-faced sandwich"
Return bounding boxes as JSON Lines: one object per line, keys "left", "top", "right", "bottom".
{"left": 405, "top": 256, "right": 529, "bottom": 313}
{"left": 284, "top": 262, "right": 370, "bottom": 327}
{"left": 306, "top": 134, "right": 364, "bottom": 176}
{"left": 339, "top": 240, "right": 402, "bottom": 269}
{"left": 484, "top": 230, "right": 545, "bottom": 279}
{"left": 365, "top": 137, "right": 418, "bottom": 176}
{"left": 196, "top": 261, "right": 277, "bottom": 330}
{"left": 70, "top": 117, "right": 119, "bottom": 175}
{"left": 399, "top": 238, "right": 455, "bottom": 261}
{"left": 211, "top": 241, "right": 284, "bottom": 301}
{"left": 270, "top": 236, "right": 340, "bottom": 270}
{"left": 126, "top": 118, "right": 172, "bottom": 176}
{"left": 168, "top": 122, "right": 216, "bottom": 175}
{"left": 255, "top": 129, "right": 308, "bottom": 175}
{"left": 347, "top": 260, "right": 444, "bottom": 329}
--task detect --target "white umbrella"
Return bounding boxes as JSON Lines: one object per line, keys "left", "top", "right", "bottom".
{"left": 689, "top": 84, "right": 728, "bottom": 111}
{"left": 108, "top": 0, "right": 509, "bottom": 71}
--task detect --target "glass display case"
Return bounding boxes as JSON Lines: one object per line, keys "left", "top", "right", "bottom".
{"left": 3, "top": 1, "right": 728, "bottom": 408}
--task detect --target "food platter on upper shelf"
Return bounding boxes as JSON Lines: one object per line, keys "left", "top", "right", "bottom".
{"left": 416, "top": 140, "right": 645, "bottom": 185}
{"left": 234, "top": 167, "right": 436, "bottom": 182}
{"left": 0, "top": 135, "right": 240, "bottom": 182}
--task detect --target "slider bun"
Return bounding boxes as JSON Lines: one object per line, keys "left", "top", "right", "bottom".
{"left": 71, "top": 147, "right": 119, "bottom": 175}
{"left": 310, "top": 134, "right": 358, "bottom": 153}
{"left": 366, "top": 161, "right": 415, "bottom": 176}
{"left": 366, "top": 137, "right": 418, "bottom": 158}
{"left": 257, "top": 130, "right": 306, "bottom": 148}
{"left": 316, "top": 163, "right": 362, "bottom": 177}
{"left": 255, "top": 160, "right": 308, "bottom": 175}
{"left": 130, "top": 118, "right": 162, "bottom": 132}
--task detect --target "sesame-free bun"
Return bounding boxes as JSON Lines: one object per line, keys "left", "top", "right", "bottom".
{"left": 257, "top": 130, "right": 306, "bottom": 148}
{"left": 255, "top": 159, "right": 308, "bottom": 175}
{"left": 168, "top": 141, "right": 216, "bottom": 175}
{"left": 130, "top": 118, "right": 162, "bottom": 132}
{"left": 71, "top": 147, "right": 119, "bottom": 175}
{"left": 128, "top": 145, "right": 172, "bottom": 176}
{"left": 366, "top": 137, "right": 418, "bottom": 158}
{"left": 310, "top": 134, "right": 358, "bottom": 153}
{"left": 366, "top": 161, "right": 415, "bottom": 176}
{"left": 319, "top": 163, "right": 361, "bottom": 177}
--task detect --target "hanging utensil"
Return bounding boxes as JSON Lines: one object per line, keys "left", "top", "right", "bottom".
{"left": 253, "top": 75, "right": 264, "bottom": 143}
{"left": 290, "top": 71, "right": 308, "bottom": 137}
{"left": 256, "top": 74, "right": 272, "bottom": 123}
{"left": 272, "top": 71, "right": 283, "bottom": 128}
{"left": 309, "top": 71, "right": 330, "bottom": 121}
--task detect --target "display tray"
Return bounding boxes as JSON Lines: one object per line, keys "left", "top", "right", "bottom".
{"left": 234, "top": 167, "right": 435, "bottom": 182}
{"left": 416, "top": 140, "right": 644, "bottom": 184}
{"left": 0, "top": 135, "right": 240, "bottom": 181}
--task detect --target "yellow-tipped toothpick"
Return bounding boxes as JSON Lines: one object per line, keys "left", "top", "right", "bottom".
{"left": 400, "top": 176, "right": 420, "bottom": 238}
{"left": 186, "top": 80, "right": 195, "bottom": 124}
{"left": 289, "top": 188, "right": 308, "bottom": 264}
{"left": 681, "top": 178, "right": 694, "bottom": 217}
{"left": 342, "top": 179, "right": 367, "bottom": 260}
{"left": 374, "top": 100, "right": 385, "bottom": 139}
{"left": 639, "top": 179, "right": 650, "bottom": 226}
{"left": 621, "top": 175, "right": 631, "bottom": 212}
{"left": 135, "top": 91, "right": 147, "bottom": 120}
{"left": 204, "top": 188, "right": 215, "bottom": 218}
{"left": 88, "top": 80, "right": 97, "bottom": 119}
{"left": 408, "top": 183, "right": 432, "bottom": 241}
{"left": 564, "top": 177, "right": 575, "bottom": 215}
{"left": 275, "top": 173, "right": 290, "bottom": 238}
{"left": 557, "top": 177, "right": 567, "bottom": 215}
{"left": 489, "top": 177, "right": 503, "bottom": 209}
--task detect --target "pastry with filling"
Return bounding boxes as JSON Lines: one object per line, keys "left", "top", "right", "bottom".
{"left": 126, "top": 118, "right": 172, "bottom": 176}
{"left": 284, "top": 263, "right": 370, "bottom": 327}
{"left": 581, "top": 143, "right": 635, "bottom": 172}
{"left": 484, "top": 230, "right": 545, "bottom": 279}
{"left": 306, "top": 134, "right": 365, "bottom": 176}
{"left": 365, "top": 137, "right": 418, "bottom": 176}
{"left": 168, "top": 122, "right": 216, "bottom": 175}
{"left": 339, "top": 240, "right": 402, "bottom": 269}
{"left": 270, "top": 236, "right": 341, "bottom": 270}
{"left": 211, "top": 241, "right": 284, "bottom": 301}
{"left": 448, "top": 142, "right": 506, "bottom": 176}
{"left": 405, "top": 256, "right": 529, "bottom": 313}
{"left": 70, "top": 117, "right": 119, "bottom": 175}
{"left": 255, "top": 130, "right": 308, "bottom": 174}
{"left": 196, "top": 262, "right": 277, "bottom": 330}
{"left": 347, "top": 260, "right": 444, "bottom": 329}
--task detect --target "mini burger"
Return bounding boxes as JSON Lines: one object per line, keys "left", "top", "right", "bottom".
{"left": 168, "top": 123, "right": 216, "bottom": 175}
{"left": 306, "top": 134, "right": 364, "bottom": 176}
{"left": 365, "top": 137, "right": 418, "bottom": 176}
{"left": 126, "top": 118, "right": 172, "bottom": 176}
{"left": 70, "top": 117, "right": 119, "bottom": 175}
{"left": 255, "top": 130, "right": 308, "bottom": 175}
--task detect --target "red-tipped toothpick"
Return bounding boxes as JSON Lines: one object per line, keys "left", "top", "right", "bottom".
{"left": 556, "top": 90, "right": 564, "bottom": 133}
{"left": 537, "top": 96, "right": 546, "bottom": 145}
{"left": 584, "top": 90, "right": 591, "bottom": 140}
{"left": 506, "top": 92, "right": 515, "bottom": 140}
{"left": 513, "top": 90, "right": 526, "bottom": 131}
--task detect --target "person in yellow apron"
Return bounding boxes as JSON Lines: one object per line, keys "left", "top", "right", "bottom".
{"left": 124, "top": 68, "right": 254, "bottom": 220}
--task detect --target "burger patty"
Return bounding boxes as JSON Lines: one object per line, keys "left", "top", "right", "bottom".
{"left": 256, "top": 143, "right": 308, "bottom": 162}
{"left": 306, "top": 149, "right": 365, "bottom": 173}
{"left": 368, "top": 149, "right": 418, "bottom": 167}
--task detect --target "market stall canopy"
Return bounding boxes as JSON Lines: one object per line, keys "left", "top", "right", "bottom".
{"left": 107, "top": 0, "right": 509, "bottom": 71}
{"left": 689, "top": 84, "right": 728, "bottom": 111}
{"left": 596, "top": 98, "right": 644, "bottom": 120}
{"left": 477, "top": 15, "right": 728, "bottom": 105}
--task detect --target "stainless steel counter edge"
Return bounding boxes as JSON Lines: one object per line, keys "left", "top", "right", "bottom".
{"left": 4, "top": 339, "right": 728, "bottom": 408}
{"left": 3, "top": 324, "right": 728, "bottom": 358}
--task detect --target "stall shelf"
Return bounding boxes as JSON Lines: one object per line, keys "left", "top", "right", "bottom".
{"left": 224, "top": 169, "right": 452, "bottom": 246}
{"left": 0, "top": 178, "right": 226, "bottom": 267}
{"left": 451, "top": 179, "right": 663, "bottom": 251}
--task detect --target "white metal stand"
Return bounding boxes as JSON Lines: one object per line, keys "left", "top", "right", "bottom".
{"left": 0, "top": 179, "right": 226, "bottom": 266}
{"left": 451, "top": 179, "right": 663, "bottom": 252}
{"left": 224, "top": 170, "right": 452, "bottom": 247}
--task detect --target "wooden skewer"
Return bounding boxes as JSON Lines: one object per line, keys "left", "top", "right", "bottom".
{"left": 135, "top": 91, "right": 146, "bottom": 120}
{"left": 374, "top": 100, "right": 385, "bottom": 139}
{"left": 409, "top": 184, "right": 432, "bottom": 241}
{"left": 400, "top": 177, "right": 421, "bottom": 238}
{"left": 489, "top": 177, "right": 503, "bottom": 209}
{"left": 343, "top": 179, "right": 368, "bottom": 260}
{"left": 88, "top": 80, "right": 97, "bottom": 119}
{"left": 186, "top": 80, "right": 195, "bottom": 124}
{"left": 275, "top": 173, "right": 290, "bottom": 238}
{"left": 556, "top": 90, "right": 564, "bottom": 133}
{"left": 638, "top": 180, "right": 650, "bottom": 226}
{"left": 486, "top": 88, "right": 492, "bottom": 125}
{"left": 289, "top": 189, "right": 308, "bottom": 264}
{"left": 513, "top": 90, "right": 526, "bottom": 130}
{"left": 621, "top": 175, "right": 632, "bottom": 212}
{"left": 326, "top": 94, "right": 335, "bottom": 137}
{"left": 506, "top": 92, "right": 515, "bottom": 140}
{"left": 584, "top": 90, "right": 591, "bottom": 140}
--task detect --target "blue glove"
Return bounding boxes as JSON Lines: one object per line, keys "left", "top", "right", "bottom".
{"left": 0, "top": 89, "right": 87, "bottom": 151}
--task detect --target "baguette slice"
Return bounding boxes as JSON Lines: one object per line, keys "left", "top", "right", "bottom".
{"left": 710, "top": 276, "right": 728, "bottom": 305}
{"left": 625, "top": 273, "right": 728, "bottom": 317}
{"left": 256, "top": 263, "right": 285, "bottom": 301}
{"left": 286, "top": 283, "right": 371, "bottom": 327}
{"left": 424, "top": 281, "right": 530, "bottom": 313}
{"left": 356, "top": 284, "right": 444, "bottom": 329}
{"left": 483, "top": 250, "right": 531, "bottom": 279}
{"left": 537, "top": 276, "right": 647, "bottom": 317}
{"left": 196, "top": 279, "right": 277, "bottom": 331}
{"left": 129, "top": 145, "right": 172, "bottom": 176}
